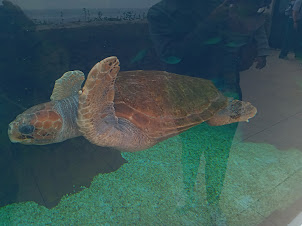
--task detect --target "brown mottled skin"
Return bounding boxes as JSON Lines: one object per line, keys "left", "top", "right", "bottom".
{"left": 8, "top": 102, "right": 63, "bottom": 144}
{"left": 8, "top": 95, "right": 81, "bottom": 145}
{"left": 8, "top": 57, "right": 257, "bottom": 152}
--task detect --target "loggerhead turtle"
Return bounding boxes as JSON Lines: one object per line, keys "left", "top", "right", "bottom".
{"left": 8, "top": 56, "right": 257, "bottom": 152}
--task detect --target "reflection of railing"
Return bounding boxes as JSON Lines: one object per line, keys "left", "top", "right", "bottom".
{"left": 25, "top": 9, "right": 148, "bottom": 26}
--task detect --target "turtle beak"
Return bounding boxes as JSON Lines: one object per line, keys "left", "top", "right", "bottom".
{"left": 8, "top": 123, "right": 12, "bottom": 133}
{"left": 8, "top": 122, "right": 18, "bottom": 143}
{"left": 8, "top": 122, "right": 23, "bottom": 143}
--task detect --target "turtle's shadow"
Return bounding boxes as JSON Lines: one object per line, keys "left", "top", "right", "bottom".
{"left": 0, "top": 137, "right": 127, "bottom": 209}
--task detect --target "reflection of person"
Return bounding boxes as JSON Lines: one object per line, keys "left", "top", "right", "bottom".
{"left": 147, "top": 0, "right": 270, "bottom": 224}
{"left": 148, "top": 0, "right": 270, "bottom": 99}
{"left": 279, "top": 0, "right": 302, "bottom": 59}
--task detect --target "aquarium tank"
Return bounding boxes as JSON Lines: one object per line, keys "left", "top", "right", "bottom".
{"left": 1, "top": 0, "right": 302, "bottom": 225}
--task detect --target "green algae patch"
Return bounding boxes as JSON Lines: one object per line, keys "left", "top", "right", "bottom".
{"left": 1, "top": 123, "right": 302, "bottom": 225}
{"left": 0, "top": 202, "right": 52, "bottom": 225}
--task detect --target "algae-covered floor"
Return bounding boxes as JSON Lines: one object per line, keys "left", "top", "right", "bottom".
{"left": 1, "top": 50, "right": 302, "bottom": 225}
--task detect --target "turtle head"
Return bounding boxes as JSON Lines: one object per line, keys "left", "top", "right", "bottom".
{"left": 8, "top": 102, "right": 63, "bottom": 145}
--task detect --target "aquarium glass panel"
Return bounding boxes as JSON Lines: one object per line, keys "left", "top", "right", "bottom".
{"left": 1, "top": 0, "right": 302, "bottom": 225}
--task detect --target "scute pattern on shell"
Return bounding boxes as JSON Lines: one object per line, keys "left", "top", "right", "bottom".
{"left": 113, "top": 70, "right": 228, "bottom": 140}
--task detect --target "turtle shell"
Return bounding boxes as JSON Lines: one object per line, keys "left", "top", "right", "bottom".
{"left": 114, "top": 70, "right": 228, "bottom": 141}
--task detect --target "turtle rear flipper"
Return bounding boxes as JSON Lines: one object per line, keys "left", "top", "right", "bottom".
{"left": 207, "top": 100, "right": 257, "bottom": 126}
{"left": 77, "top": 56, "right": 151, "bottom": 152}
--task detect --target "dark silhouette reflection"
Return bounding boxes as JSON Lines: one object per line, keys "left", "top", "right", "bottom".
{"left": 0, "top": 0, "right": 70, "bottom": 107}
{"left": 0, "top": 136, "right": 126, "bottom": 209}
{"left": 0, "top": 0, "right": 36, "bottom": 92}
{"left": 148, "top": 0, "right": 271, "bottom": 223}
{"left": 0, "top": 1, "right": 127, "bottom": 209}
{"left": 279, "top": 0, "right": 302, "bottom": 59}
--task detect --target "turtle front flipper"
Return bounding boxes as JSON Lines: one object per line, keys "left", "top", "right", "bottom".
{"left": 77, "top": 56, "right": 152, "bottom": 152}
{"left": 207, "top": 100, "right": 257, "bottom": 126}
{"left": 50, "top": 70, "right": 85, "bottom": 101}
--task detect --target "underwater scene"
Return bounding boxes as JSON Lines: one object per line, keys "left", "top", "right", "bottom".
{"left": 1, "top": 0, "right": 302, "bottom": 225}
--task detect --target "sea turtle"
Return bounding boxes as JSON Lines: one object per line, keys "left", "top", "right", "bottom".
{"left": 8, "top": 56, "right": 257, "bottom": 152}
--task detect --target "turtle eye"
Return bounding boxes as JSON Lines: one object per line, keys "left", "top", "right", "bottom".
{"left": 19, "top": 124, "right": 34, "bottom": 134}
